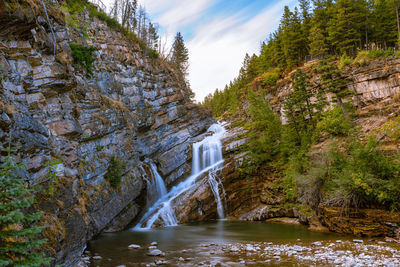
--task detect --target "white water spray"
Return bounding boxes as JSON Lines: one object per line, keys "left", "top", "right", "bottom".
{"left": 134, "top": 123, "right": 227, "bottom": 229}
{"left": 143, "top": 162, "right": 168, "bottom": 207}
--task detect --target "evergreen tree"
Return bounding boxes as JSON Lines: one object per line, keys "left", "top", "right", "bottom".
{"left": 371, "top": 0, "right": 398, "bottom": 48}
{"left": 147, "top": 22, "right": 159, "bottom": 50}
{"left": 327, "top": 0, "right": 368, "bottom": 55}
{"left": 316, "top": 60, "right": 352, "bottom": 117}
{"left": 247, "top": 89, "right": 281, "bottom": 163}
{"left": 280, "top": 7, "right": 305, "bottom": 67}
{"left": 390, "top": 0, "right": 400, "bottom": 45}
{"left": 309, "top": 26, "right": 329, "bottom": 57}
{"left": 170, "top": 32, "right": 189, "bottom": 77}
{"left": 309, "top": 0, "right": 335, "bottom": 56}
{"left": 283, "top": 69, "right": 318, "bottom": 143}
{"left": 0, "top": 146, "right": 50, "bottom": 266}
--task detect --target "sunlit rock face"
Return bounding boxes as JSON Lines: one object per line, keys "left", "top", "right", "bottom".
{"left": 0, "top": 6, "right": 214, "bottom": 266}
{"left": 190, "top": 59, "right": 400, "bottom": 238}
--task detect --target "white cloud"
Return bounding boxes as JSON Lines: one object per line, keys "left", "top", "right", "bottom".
{"left": 102, "top": 0, "right": 297, "bottom": 102}
{"left": 187, "top": 0, "right": 297, "bottom": 102}
{"left": 141, "top": 0, "right": 213, "bottom": 37}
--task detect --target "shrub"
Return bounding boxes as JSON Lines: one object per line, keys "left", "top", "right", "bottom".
{"left": 339, "top": 53, "right": 352, "bottom": 69}
{"left": 354, "top": 49, "right": 400, "bottom": 66}
{"left": 314, "top": 106, "right": 353, "bottom": 140}
{"left": 381, "top": 116, "right": 400, "bottom": 139}
{"left": 70, "top": 43, "right": 97, "bottom": 75}
{"left": 147, "top": 49, "right": 159, "bottom": 59}
{"left": 297, "top": 139, "right": 400, "bottom": 211}
{"left": 262, "top": 71, "right": 280, "bottom": 87}
{"left": 104, "top": 155, "right": 126, "bottom": 188}
{"left": 353, "top": 50, "right": 368, "bottom": 65}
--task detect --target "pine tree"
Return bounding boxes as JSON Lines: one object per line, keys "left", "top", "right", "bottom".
{"left": 170, "top": 32, "right": 189, "bottom": 77}
{"left": 247, "top": 89, "right": 281, "bottom": 163}
{"left": 371, "top": 0, "right": 398, "bottom": 48}
{"left": 316, "top": 60, "right": 352, "bottom": 118}
{"left": 327, "top": 0, "right": 368, "bottom": 55}
{"left": 390, "top": 0, "right": 400, "bottom": 45}
{"left": 309, "top": 0, "right": 335, "bottom": 56}
{"left": 309, "top": 26, "right": 329, "bottom": 57}
{"left": 280, "top": 6, "right": 305, "bottom": 67}
{"left": 283, "top": 69, "right": 318, "bottom": 143}
{"left": 0, "top": 146, "right": 50, "bottom": 266}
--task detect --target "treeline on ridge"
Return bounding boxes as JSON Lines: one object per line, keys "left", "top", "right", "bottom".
{"left": 203, "top": 0, "right": 400, "bottom": 117}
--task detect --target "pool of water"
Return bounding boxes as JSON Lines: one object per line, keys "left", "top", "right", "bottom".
{"left": 86, "top": 220, "right": 347, "bottom": 266}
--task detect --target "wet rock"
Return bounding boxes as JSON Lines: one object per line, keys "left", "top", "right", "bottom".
{"left": 245, "top": 244, "right": 256, "bottom": 252}
{"left": 312, "top": 241, "right": 322, "bottom": 246}
{"left": 147, "top": 249, "right": 165, "bottom": 257}
{"left": 230, "top": 246, "right": 240, "bottom": 252}
{"left": 155, "top": 259, "right": 168, "bottom": 265}
{"left": 128, "top": 244, "right": 141, "bottom": 249}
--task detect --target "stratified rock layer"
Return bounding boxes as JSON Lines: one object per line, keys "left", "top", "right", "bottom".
{"left": 0, "top": 5, "right": 214, "bottom": 266}
{"left": 174, "top": 57, "right": 400, "bottom": 237}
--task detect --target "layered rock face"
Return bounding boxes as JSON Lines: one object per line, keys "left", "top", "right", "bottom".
{"left": 175, "top": 57, "right": 400, "bottom": 237}
{"left": 0, "top": 4, "right": 213, "bottom": 266}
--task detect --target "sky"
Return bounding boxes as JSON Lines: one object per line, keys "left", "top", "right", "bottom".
{"left": 124, "top": 0, "right": 298, "bottom": 102}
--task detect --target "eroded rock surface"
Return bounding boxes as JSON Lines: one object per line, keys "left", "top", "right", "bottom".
{"left": 0, "top": 6, "right": 213, "bottom": 266}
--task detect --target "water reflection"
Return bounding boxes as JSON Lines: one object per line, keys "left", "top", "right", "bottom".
{"left": 87, "top": 221, "right": 341, "bottom": 266}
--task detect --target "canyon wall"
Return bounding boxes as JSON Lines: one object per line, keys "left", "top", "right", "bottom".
{"left": 174, "top": 57, "right": 400, "bottom": 237}
{"left": 0, "top": 4, "right": 214, "bottom": 266}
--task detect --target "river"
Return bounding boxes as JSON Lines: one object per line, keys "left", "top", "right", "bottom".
{"left": 85, "top": 220, "right": 400, "bottom": 266}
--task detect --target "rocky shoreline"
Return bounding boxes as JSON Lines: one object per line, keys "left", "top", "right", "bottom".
{"left": 83, "top": 235, "right": 400, "bottom": 266}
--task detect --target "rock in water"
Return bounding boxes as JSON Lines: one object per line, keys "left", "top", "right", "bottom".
{"left": 147, "top": 249, "right": 164, "bottom": 256}
{"left": 128, "top": 244, "right": 141, "bottom": 249}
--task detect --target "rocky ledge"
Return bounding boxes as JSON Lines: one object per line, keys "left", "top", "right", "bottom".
{"left": 0, "top": 4, "right": 214, "bottom": 266}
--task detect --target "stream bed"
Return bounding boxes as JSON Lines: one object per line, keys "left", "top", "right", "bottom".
{"left": 85, "top": 221, "right": 400, "bottom": 266}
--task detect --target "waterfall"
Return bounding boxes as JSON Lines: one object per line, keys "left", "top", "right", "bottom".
{"left": 144, "top": 162, "right": 168, "bottom": 207}
{"left": 134, "top": 122, "right": 226, "bottom": 229}
{"left": 192, "top": 123, "right": 226, "bottom": 219}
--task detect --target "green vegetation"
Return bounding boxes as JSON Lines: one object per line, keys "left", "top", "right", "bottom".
{"left": 262, "top": 69, "right": 280, "bottom": 86}
{"left": 0, "top": 146, "right": 51, "bottom": 266}
{"left": 37, "top": 158, "right": 64, "bottom": 200}
{"left": 314, "top": 106, "right": 354, "bottom": 140}
{"left": 70, "top": 43, "right": 96, "bottom": 75}
{"left": 203, "top": 0, "right": 400, "bottom": 117}
{"left": 244, "top": 89, "right": 281, "bottom": 166}
{"left": 294, "top": 139, "right": 400, "bottom": 211}
{"left": 64, "top": 0, "right": 123, "bottom": 33}
{"left": 63, "top": 0, "right": 160, "bottom": 61}
{"left": 104, "top": 155, "right": 127, "bottom": 188}
{"left": 382, "top": 116, "right": 400, "bottom": 139}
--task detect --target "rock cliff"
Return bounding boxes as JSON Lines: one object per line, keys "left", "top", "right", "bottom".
{"left": 0, "top": 2, "right": 214, "bottom": 266}
{"left": 174, "top": 57, "right": 400, "bottom": 237}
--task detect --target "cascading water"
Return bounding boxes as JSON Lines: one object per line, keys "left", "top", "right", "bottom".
{"left": 143, "top": 162, "right": 168, "bottom": 207}
{"left": 208, "top": 170, "right": 226, "bottom": 219}
{"left": 134, "top": 122, "right": 227, "bottom": 229}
